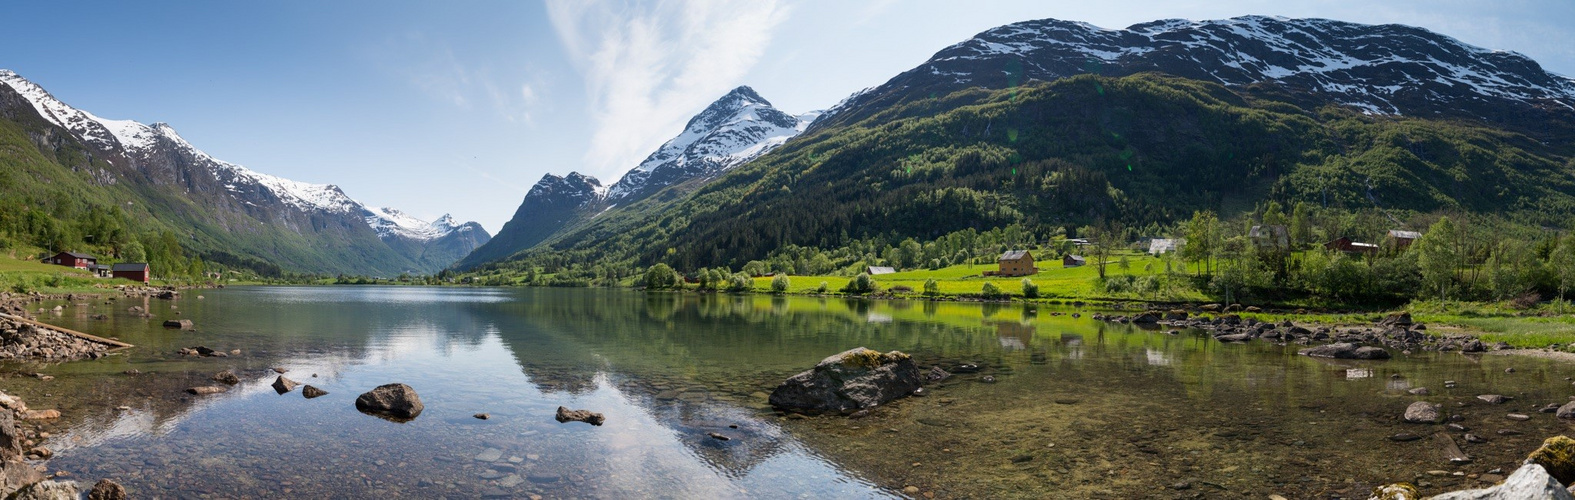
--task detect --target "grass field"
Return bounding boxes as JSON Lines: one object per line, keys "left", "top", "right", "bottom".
{"left": 0, "top": 255, "right": 144, "bottom": 294}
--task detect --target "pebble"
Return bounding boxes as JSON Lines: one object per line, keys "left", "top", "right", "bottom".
{"left": 474, "top": 413, "right": 490, "bottom": 420}
{"left": 1506, "top": 413, "right": 1531, "bottom": 421}
{"left": 904, "top": 486, "right": 920, "bottom": 494}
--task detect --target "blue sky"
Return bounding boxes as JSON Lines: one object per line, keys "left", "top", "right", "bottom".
{"left": 3, "top": 0, "right": 1572, "bottom": 232}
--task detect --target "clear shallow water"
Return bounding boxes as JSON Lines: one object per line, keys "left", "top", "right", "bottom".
{"left": 5, "top": 286, "right": 1575, "bottom": 498}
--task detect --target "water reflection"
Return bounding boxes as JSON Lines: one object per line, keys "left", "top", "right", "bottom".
{"left": 6, "top": 287, "right": 1575, "bottom": 499}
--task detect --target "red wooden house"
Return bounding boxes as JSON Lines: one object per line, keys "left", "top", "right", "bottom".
{"left": 112, "top": 263, "right": 150, "bottom": 284}
{"left": 47, "top": 251, "right": 97, "bottom": 269}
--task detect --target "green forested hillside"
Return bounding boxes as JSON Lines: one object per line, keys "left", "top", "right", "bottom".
{"left": 474, "top": 73, "right": 1575, "bottom": 276}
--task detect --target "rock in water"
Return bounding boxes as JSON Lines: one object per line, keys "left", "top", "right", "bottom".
{"left": 161, "top": 319, "right": 193, "bottom": 330}
{"left": 1298, "top": 342, "right": 1391, "bottom": 360}
{"left": 213, "top": 370, "right": 240, "bottom": 385}
{"left": 186, "top": 386, "right": 227, "bottom": 395}
{"left": 301, "top": 385, "right": 328, "bottom": 399}
{"left": 768, "top": 347, "right": 921, "bottom": 414}
{"left": 87, "top": 479, "right": 126, "bottom": 500}
{"left": 1556, "top": 401, "right": 1575, "bottom": 420}
{"left": 1527, "top": 435, "right": 1575, "bottom": 486}
{"left": 554, "top": 407, "right": 604, "bottom": 426}
{"left": 1429, "top": 463, "right": 1574, "bottom": 500}
{"left": 1369, "top": 483, "right": 1420, "bottom": 500}
{"left": 355, "top": 383, "right": 424, "bottom": 420}
{"left": 271, "top": 376, "right": 298, "bottom": 394}
{"left": 1404, "top": 401, "right": 1442, "bottom": 424}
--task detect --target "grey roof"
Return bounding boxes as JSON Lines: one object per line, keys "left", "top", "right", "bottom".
{"left": 111, "top": 263, "right": 148, "bottom": 272}
{"left": 60, "top": 251, "right": 95, "bottom": 259}
{"left": 1066, "top": 254, "right": 1086, "bottom": 261}
{"left": 999, "top": 250, "right": 1030, "bottom": 260}
{"left": 867, "top": 266, "right": 896, "bottom": 275}
{"left": 1388, "top": 230, "right": 1422, "bottom": 239}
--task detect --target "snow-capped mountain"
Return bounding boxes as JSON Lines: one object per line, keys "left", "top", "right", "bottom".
{"left": 0, "top": 69, "right": 490, "bottom": 274}
{"left": 818, "top": 16, "right": 1575, "bottom": 129}
{"left": 458, "top": 87, "right": 814, "bottom": 269}
{"left": 607, "top": 86, "right": 817, "bottom": 202}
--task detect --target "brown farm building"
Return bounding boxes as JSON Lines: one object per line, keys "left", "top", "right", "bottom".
{"left": 985, "top": 250, "right": 1038, "bottom": 277}
{"left": 47, "top": 251, "right": 96, "bottom": 269}
{"left": 112, "top": 263, "right": 150, "bottom": 284}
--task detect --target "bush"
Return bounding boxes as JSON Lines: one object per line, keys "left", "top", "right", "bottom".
{"left": 923, "top": 278, "right": 939, "bottom": 295}
{"left": 770, "top": 274, "right": 790, "bottom": 293}
{"left": 842, "top": 273, "right": 878, "bottom": 294}
{"left": 816, "top": 281, "right": 829, "bottom": 294}
{"left": 1021, "top": 278, "right": 1039, "bottom": 298}
{"left": 890, "top": 285, "right": 914, "bottom": 293}
{"left": 727, "top": 272, "right": 753, "bottom": 292}
{"left": 981, "top": 281, "right": 1005, "bottom": 298}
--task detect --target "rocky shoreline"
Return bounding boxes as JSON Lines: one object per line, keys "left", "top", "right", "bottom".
{"left": 0, "top": 390, "right": 124, "bottom": 499}
{"left": 1092, "top": 309, "right": 1512, "bottom": 356}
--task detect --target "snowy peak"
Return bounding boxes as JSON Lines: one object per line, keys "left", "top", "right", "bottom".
{"left": 822, "top": 16, "right": 1575, "bottom": 126}
{"left": 606, "top": 86, "right": 813, "bottom": 201}
{"left": 0, "top": 68, "right": 484, "bottom": 246}
{"left": 527, "top": 172, "right": 605, "bottom": 207}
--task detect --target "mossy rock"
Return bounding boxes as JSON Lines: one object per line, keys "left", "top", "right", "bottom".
{"left": 1369, "top": 483, "right": 1419, "bottom": 500}
{"left": 1527, "top": 435, "right": 1575, "bottom": 485}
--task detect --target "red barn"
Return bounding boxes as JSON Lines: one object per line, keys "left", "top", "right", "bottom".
{"left": 112, "top": 263, "right": 150, "bottom": 284}
{"left": 47, "top": 251, "right": 96, "bottom": 269}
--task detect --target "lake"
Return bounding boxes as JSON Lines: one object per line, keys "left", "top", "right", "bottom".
{"left": 4, "top": 286, "right": 1573, "bottom": 498}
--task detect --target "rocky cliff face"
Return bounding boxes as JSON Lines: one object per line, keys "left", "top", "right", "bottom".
{"left": 456, "top": 172, "right": 603, "bottom": 269}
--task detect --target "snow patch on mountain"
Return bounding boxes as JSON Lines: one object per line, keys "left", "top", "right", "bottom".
{"left": 606, "top": 86, "right": 816, "bottom": 201}
{"left": 0, "top": 68, "right": 479, "bottom": 240}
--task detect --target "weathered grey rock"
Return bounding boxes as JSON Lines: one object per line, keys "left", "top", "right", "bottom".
{"left": 1478, "top": 394, "right": 1509, "bottom": 404}
{"left": 9, "top": 480, "right": 79, "bottom": 500}
{"left": 355, "top": 383, "right": 424, "bottom": 420}
{"left": 554, "top": 406, "right": 604, "bottom": 426}
{"left": 162, "top": 319, "right": 193, "bottom": 330}
{"left": 0, "top": 407, "right": 20, "bottom": 460}
{"left": 271, "top": 376, "right": 298, "bottom": 394}
{"left": 1379, "top": 312, "right": 1414, "bottom": 328}
{"left": 1557, "top": 401, "right": 1575, "bottom": 419}
{"left": 186, "top": 386, "right": 227, "bottom": 395}
{"left": 769, "top": 348, "right": 922, "bottom": 414}
{"left": 1462, "top": 340, "right": 1487, "bottom": 352}
{"left": 1430, "top": 463, "right": 1574, "bottom": 500}
{"left": 1404, "top": 401, "right": 1442, "bottom": 424}
{"left": 924, "top": 366, "right": 951, "bottom": 383}
{"left": 1299, "top": 342, "right": 1390, "bottom": 360}
{"left": 87, "top": 479, "right": 126, "bottom": 500}
{"left": 302, "top": 385, "right": 328, "bottom": 399}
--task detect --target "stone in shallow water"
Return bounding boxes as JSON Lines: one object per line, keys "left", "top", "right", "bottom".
{"left": 768, "top": 347, "right": 921, "bottom": 414}
{"left": 1404, "top": 402, "right": 1441, "bottom": 424}
{"left": 474, "top": 448, "right": 504, "bottom": 462}
{"left": 271, "top": 376, "right": 298, "bottom": 394}
{"left": 355, "top": 383, "right": 424, "bottom": 420}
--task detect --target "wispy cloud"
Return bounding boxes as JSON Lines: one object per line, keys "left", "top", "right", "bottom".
{"left": 545, "top": 0, "right": 789, "bottom": 180}
{"left": 382, "top": 32, "right": 542, "bottom": 124}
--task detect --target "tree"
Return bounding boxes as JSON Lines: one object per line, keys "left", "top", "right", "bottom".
{"left": 923, "top": 278, "right": 939, "bottom": 296}
{"left": 742, "top": 260, "right": 770, "bottom": 277}
{"left": 120, "top": 241, "right": 146, "bottom": 263}
{"left": 727, "top": 272, "right": 752, "bottom": 292}
{"left": 1182, "top": 211, "right": 1221, "bottom": 276}
{"left": 1552, "top": 236, "right": 1575, "bottom": 305}
{"left": 643, "top": 263, "right": 679, "bottom": 290}
{"left": 1415, "top": 217, "right": 1460, "bottom": 300}
{"left": 1290, "top": 202, "right": 1312, "bottom": 248}
{"left": 1083, "top": 219, "right": 1124, "bottom": 280}
{"left": 1021, "top": 278, "right": 1039, "bottom": 298}
{"left": 770, "top": 274, "right": 790, "bottom": 293}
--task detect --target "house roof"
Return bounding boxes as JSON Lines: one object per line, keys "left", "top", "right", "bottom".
{"left": 999, "top": 250, "right": 1030, "bottom": 260}
{"left": 60, "top": 251, "right": 95, "bottom": 259}
{"left": 1066, "top": 254, "right": 1086, "bottom": 261}
{"left": 112, "top": 263, "right": 149, "bottom": 272}
{"left": 1388, "top": 230, "right": 1422, "bottom": 239}
{"left": 1248, "top": 225, "right": 1287, "bottom": 238}
{"left": 867, "top": 266, "right": 896, "bottom": 275}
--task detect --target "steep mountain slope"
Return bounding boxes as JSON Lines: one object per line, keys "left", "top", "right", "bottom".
{"left": 818, "top": 16, "right": 1575, "bottom": 139}
{"left": 0, "top": 69, "right": 487, "bottom": 275}
{"left": 456, "top": 86, "right": 813, "bottom": 270}
{"left": 473, "top": 16, "right": 1575, "bottom": 272}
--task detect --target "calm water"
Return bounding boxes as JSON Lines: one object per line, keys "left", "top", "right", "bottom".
{"left": 5, "top": 286, "right": 1575, "bottom": 499}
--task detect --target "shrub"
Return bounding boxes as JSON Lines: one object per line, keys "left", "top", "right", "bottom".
{"left": 923, "top": 278, "right": 939, "bottom": 296}
{"left": 981, "top": 281, "right": 1004, "bottom": 298}
{"left": 817, "top": 281, "right": 829, "bottom": 294}
{"left": 770, "top": 274, "right": 790, "bottom": 293}
{"left": 727, "top": 272, "right": 753, "bottom": 292}
{"left": 842, "top": 273, "right": 878, "bottom": 294}
{"left": 890, "top": 285, "right": 914, "bottom": 293}
{"left": 1021, "top": 278, "right": 1039, "bottom": 298}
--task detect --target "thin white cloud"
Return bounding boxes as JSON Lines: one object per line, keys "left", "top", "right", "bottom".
{"left": 545, "top": 0, "right": 789, "bottom": 181}
{"left": 382, "top": 32, "right": 541, "bottom": 124}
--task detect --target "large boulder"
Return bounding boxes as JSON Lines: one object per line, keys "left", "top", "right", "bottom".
{"left": 1528, "top": 436, "right": 1575, "bottom": 487}
{"left": 0, "top": 407, "right": 20, "bottom": 460}
{"left": 1429, "top": 463, "right": 1574, "bottom": 500}
{"left": 88, "top": 479, "right": 126, "bottom": 500}
{"left": 769, "top": 347, "right": 922, "bottom": 414}
{"left": 271, "top": 376, "right": 298, "bottom": 394}
{"left": 9, "top": 480, "right": 79, "bottom": 500}
{"left": 1378, "top": 312, "right": 1414, "bottom": 328}
{"left": 1403, "top": 401, "right": 1442, "bottom": 424}
{"left": 355, "top": 383, "right": 423, "bottom": 420}
{"left": 1299, "top": 343, "right": 1391, "bottom": 360}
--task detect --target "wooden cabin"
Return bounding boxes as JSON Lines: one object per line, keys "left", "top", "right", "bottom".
{"left": 1386, "top": 230, "right": 1422, "bottom": 251}
{"left": 1248, "top": 225, "right": 1289, "bottom": 249}
{"left": 112, "top": 263, "right": 150, "bottom": 284}
{"left": 866, "top": 266, "right": 896, "bottom": 275}
{"left": 47, "top": 251, "right": 96, "bottom": 270}
{"left": 1063, "top": 255, "right": 1086, "bottom": 268}
{"left": 1324, "top": 237, "right": 1379, "bottom": 255}
{"left": 988, "top": 250, "right": 1037, "bottom": 277}
{"left": 1147, "top": 238, "right": 1181, "bottom": 255}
